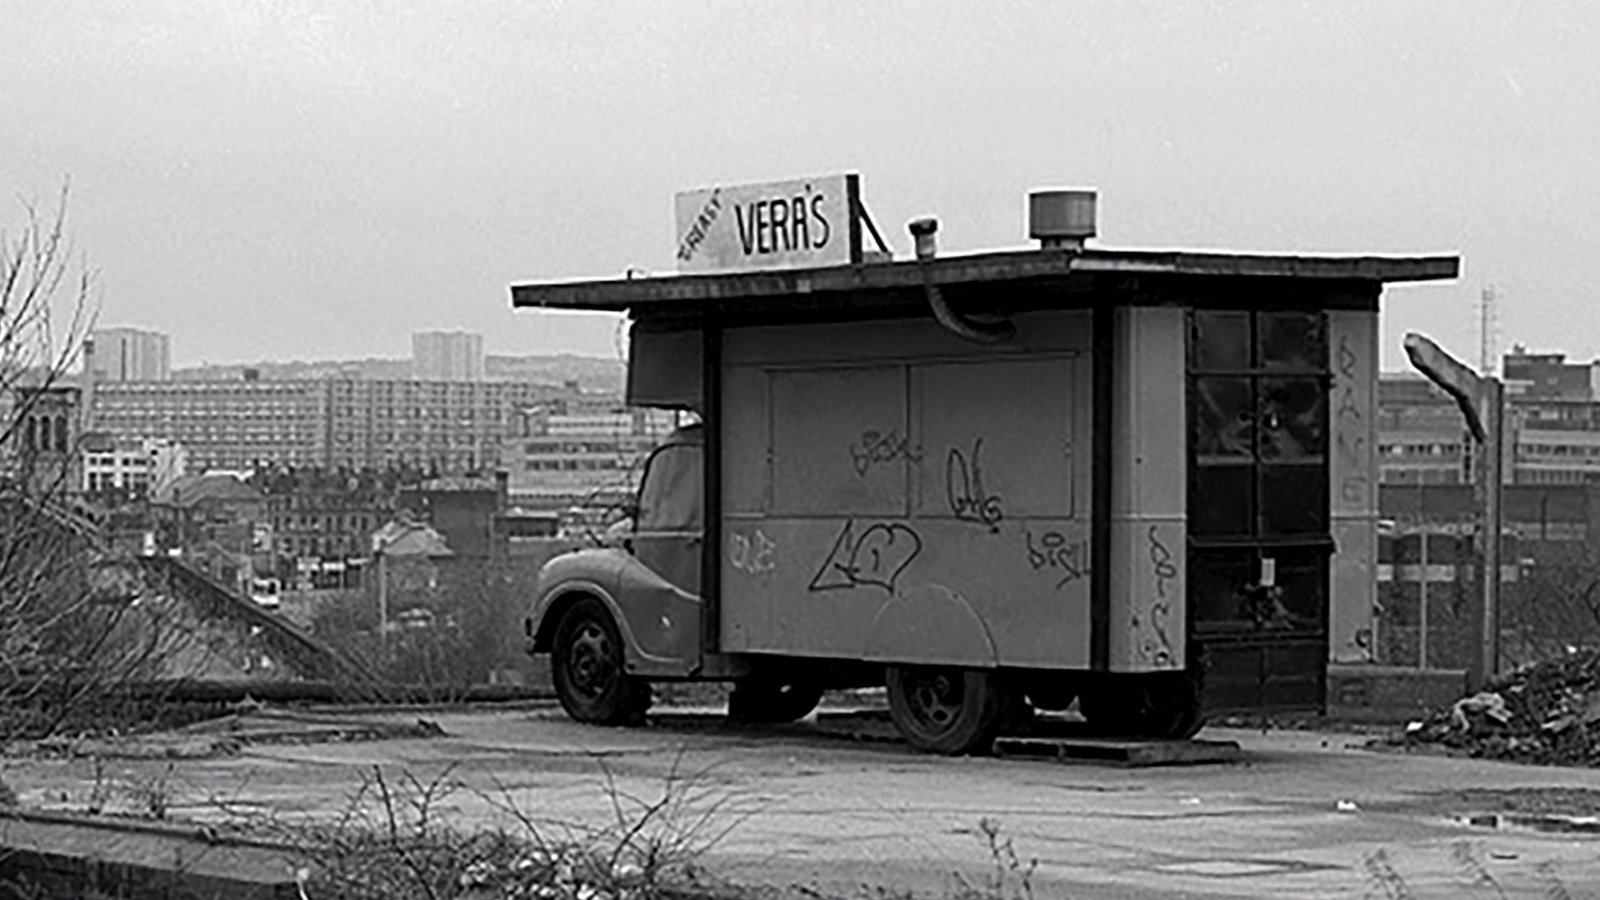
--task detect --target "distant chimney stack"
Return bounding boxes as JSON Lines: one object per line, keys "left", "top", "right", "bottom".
{"left": 1028, "top": 190, "right": 1097, "bottom": 250}
{"left": 81, "top": 337, "right": 97, "bottom": 433}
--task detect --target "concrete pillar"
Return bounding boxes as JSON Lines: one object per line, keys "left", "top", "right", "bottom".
{"left": 1106, "top": 306, "right": 1188, "bottom": 672}
{"left": 1327, "top": 310, "right": 1381, "bottom": 663}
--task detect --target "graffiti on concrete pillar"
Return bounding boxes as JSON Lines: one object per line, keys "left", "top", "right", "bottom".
{"left": 1334, "top": 334, "right": 1370, "bottom": 508}
{"left": 1131, "top": 524, "right": 1179, "bottom": 669}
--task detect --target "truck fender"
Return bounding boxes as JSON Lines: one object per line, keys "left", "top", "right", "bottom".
{"left": 862, "top": 584, "right": 999, "bottom": 668}
{"left": 531, "top": 583, "right": 695, "bottom": 677}
{"left": 530, "top": 580, "right": 620, "bottom": 652}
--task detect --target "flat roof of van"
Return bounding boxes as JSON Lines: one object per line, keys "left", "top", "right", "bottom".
{"left": 510, "top": 246, "right": 1460, "bottom": 314}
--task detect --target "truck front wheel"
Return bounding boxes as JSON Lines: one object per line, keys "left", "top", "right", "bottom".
{"left": 886, "top": 666, "right": 1010, "bottom": 755}
{"left": 551, "top": 598, "right": 650, "bottom": 725}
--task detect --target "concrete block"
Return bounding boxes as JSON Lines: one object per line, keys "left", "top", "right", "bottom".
{"left": 993, "top": 736, "right": 1242, "bottom": 767}
{"left": 1327, "top": 663, "right": 1467, "bottom": 723}
{"left": 0, "top": 809, "right": 299, "bottom": 899}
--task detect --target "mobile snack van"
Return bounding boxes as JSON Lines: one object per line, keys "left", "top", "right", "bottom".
{"left": 512, "top": 175, "right": 1458, "bottom": 753}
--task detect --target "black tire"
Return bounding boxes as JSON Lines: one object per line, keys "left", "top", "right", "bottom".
{"left": 1144, "top": 669, "right": 1205, "bottom": 740}
{"left": 550, "top": 597, "right": 650, "bottom": 725}
{"left": 1080, "top": 672, "right": 1203, "bottom": 740}
{"left": 1156, "top": 698, "right": 1205, "bottom": 740}
{"left": 727, "top": 679, "right": 824, "bottom": 724}
{"left": 886, "top": 666, "right": 1010, "bottom": 755}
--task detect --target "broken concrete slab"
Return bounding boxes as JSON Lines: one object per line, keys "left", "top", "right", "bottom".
{"left": 0, "top": 808, "right": 300, "bottom": 899}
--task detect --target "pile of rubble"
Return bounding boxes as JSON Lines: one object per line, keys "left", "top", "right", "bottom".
{"left": 1399, "top": 649, "right": 1600, "bottom": 766}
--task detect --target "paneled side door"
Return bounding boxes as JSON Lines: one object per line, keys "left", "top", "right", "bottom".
{"left": 1188, "top": 310, "right": 1331, "bottom": 712}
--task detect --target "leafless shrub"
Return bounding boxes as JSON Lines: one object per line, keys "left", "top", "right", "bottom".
{"left": 2, "top": 183, "right": 101, "bottom": 738}
{"left": 949, "top": 818, "right": 1036, "bottom": 900}
{"left": 249, "top": 752, "right": 757, "bottom": 900}
{"left": 1537, "top": 860, "right": 1574, "bottom": 900}
{"left": 1361, "top": 848, "right": 1412, "bottom": 900}
{"left": 127, "top": 762, "right": 176, "bottom": 821}
{"left": 1449, "top": 841, "right": 1508, "bottom": 900}
{"left": 0, "top": 187, "right": 218, "bottom": 741}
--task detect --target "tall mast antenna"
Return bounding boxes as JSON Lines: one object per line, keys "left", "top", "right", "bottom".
{"left": 1480, "top": 284, "right": 1498, "bottom": 376}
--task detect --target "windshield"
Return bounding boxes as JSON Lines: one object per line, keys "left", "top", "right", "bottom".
{"left": 636, "top": 440, "right": 702, "bottom": 532}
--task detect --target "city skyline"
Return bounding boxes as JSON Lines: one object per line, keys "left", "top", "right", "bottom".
{"left": 86, "top": 320, "right": 1600, "bottom": 378}
{"left": 76, "top": 326, "right": 628, "bottom": 375}
{"left": 5, "top": 3, "right": 1597, "bottom": 373}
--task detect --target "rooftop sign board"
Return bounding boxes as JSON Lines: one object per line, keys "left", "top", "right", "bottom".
{"left": 674, "top": 173, "right": 860, "bottom": 274}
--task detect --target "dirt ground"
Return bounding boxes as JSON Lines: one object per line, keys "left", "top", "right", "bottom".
{"left": 8, "top": 702, "right": 1600, "bottom": 899}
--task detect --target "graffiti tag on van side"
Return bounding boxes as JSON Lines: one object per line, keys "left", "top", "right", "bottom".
{"left": 808, "top": 520, "right": 922, "bottom": 594}
{"left": 946, "top": 438, "right": 1004, "bottom": 532}
{"left": 728, "top": 529, "right": 777, "bottom": 574}
{"left": 849, "top": 428, "right": 921, "bottom": 476}
{"left": 1024, "top": 529, "right": 1089, "bottom": 589}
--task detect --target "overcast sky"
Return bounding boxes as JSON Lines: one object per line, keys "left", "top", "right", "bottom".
{"left": 4, "top": 1, "right": 1596, "bottom": 371}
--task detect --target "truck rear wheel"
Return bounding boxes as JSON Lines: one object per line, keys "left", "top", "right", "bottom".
{"left": 886, "top": 666, "right": 1010, "bottom": 755}
{"left": 727, "top": 679, "right": 824, "bottom": 723}
{"left": 551, "top": 598, "right": 650, "bottom": 725}
{"left": 1143, "top": 671, "right": 1205, "bottom": 740}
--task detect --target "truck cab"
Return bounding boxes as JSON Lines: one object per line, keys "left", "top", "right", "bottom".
{"left": 529, "top": 422, "right": 835, "bottom": 724}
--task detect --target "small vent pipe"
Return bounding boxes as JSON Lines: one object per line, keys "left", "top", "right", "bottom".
{"left": 908, "top": 217, "right": 1014, "bottom": 344}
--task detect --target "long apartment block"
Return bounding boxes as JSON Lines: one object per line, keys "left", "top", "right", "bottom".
{"left": 1380, "top": 347, "right": 1600, "bottom": 488}
{"left": 90, "top": 378, "right": 567, "bottom": 474}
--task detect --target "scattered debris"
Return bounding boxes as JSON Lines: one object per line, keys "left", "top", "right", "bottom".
{"left": 1450, "top": 692, "right": 1512, "bottom": 731}
{"left": 1388, "top": 648, "right": 1600, "bottom": 766}
{"left": 1456, "top": 812, "right": 1600, "bottom": 835}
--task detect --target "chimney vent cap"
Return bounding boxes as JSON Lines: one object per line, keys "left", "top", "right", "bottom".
{"left": 1029, "top": 190, "right": 1097, "bottom": 248}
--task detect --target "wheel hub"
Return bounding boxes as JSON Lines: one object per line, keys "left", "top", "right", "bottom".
{"left": 908, "top": 672, "right": 961, "bottom": 728}
{"left": 568, "top": 623, "right": 614, "bottom": 695}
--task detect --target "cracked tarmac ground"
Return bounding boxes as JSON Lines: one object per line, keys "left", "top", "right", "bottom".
{"left": 8, "top": 705, "right": 1600, "bottom": 899}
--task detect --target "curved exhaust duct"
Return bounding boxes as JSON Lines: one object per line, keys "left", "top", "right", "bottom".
{"left": 908, "top": 218, "right": 1015, "bottom": 344}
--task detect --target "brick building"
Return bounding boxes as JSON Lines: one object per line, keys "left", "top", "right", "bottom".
{"left": 255, "top": 467, "right": 410, "bottom": 582}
